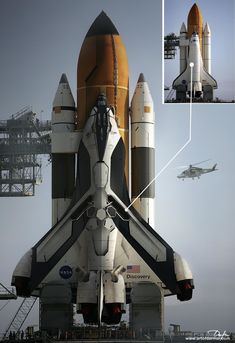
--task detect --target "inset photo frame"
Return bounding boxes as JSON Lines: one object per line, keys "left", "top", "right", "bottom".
{"left": 163, "top": 0, "right": 235, "bottom": 103}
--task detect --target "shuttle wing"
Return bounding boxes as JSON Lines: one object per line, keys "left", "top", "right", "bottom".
{"left": 201, "top": 67, "right": 217, "bottom": 88}
{"left": 12, "top": 195, "right": 92, "bottom": 296}
{"left": 173, "top": 65, "right": 217, "bottom": 89}
{"left": 172, "top": 66, "right": 189, "bottom": 88}
{"left": 108, "top": 195, "right": 194, "bottom": 300}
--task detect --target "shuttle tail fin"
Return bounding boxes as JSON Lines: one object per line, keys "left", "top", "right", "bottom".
{"left": 98, "top": 270, "right": 104, "bottom": 326}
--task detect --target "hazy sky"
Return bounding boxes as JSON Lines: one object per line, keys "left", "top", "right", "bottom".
{"left": 164, "top": 0, "right": 235, "bottom": 101}
{"left": 0, "top": 0, "right": 235, "bottom": 334}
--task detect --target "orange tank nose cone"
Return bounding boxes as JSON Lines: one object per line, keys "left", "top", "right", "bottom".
{"left": 77, "top": 11, "right": 129, "bottom": 184}
{"left": 85, "top": 11, "right": 119, "bottom": 37}
{"left": 77, "top": 11, "right": 129, "bottom": 129}
{"left": 187, "top": 3, "right": 203, "bottom": 51}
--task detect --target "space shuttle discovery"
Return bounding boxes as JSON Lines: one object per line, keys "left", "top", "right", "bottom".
{"left": 173, "top": 3, "right": 217, "bottom": 101}
{"left": 12, "top": 12, "right": 194, "bottom": 325}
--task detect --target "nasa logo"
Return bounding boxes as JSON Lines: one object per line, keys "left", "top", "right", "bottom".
{"left": 59, "top": 266, "right": 73, "bottom": 279}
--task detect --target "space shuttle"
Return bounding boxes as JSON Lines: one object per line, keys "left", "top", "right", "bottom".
{"left": 173, "top": 3, "right": 217, "bottom": 101}
{"left": 12, "top": 12, "right": 194, "bottom": 325}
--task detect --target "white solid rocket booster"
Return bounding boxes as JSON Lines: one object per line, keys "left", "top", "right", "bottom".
{"left": 202, "top": 22, "right": 211, "bottom": 74}
{"left": 51, "top": 74, "right": 76, "bottom": 225}
{"left": 179, "top": 22, "right": 188, "bottom": 73}
{"left": 131, "top": 73, "right": 155, "bottom": 227}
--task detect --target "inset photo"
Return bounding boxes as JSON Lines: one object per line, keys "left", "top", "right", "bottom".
{"left": 164, "top": 0, "right": 235, "bottom": 103}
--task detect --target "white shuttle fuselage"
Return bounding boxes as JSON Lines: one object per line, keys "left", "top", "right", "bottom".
{"left": 174, "top": 33, "right": 217, "bottom": 96}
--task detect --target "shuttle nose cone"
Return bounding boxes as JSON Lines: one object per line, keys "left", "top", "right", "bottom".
{"left": 86, "top": 11, "right": 119, "bottom": 37}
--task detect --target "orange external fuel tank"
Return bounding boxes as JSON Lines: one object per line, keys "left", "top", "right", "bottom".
{"left": 77, "top": 12, "right": 129, "bottom": 182}
{"left": 187, "top": 3, "right": 203, "bottom": 51}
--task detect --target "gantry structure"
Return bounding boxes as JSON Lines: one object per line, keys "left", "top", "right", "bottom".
{"left": 0, "top": 107, "right": 51, "bottom": 196}
{"left": 164, "top": 33, "right": 179, "bottom": 59}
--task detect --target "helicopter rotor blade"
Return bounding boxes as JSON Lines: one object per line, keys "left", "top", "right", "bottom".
{"left": 175, "top": 165, "right": 188, "bottom": 169}
{"left": 192, "top": 159, "right": 211, "bottom": 166}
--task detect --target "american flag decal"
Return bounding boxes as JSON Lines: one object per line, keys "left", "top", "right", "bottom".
{"left": 127, "top": 265, "right": 140, "bottom": 273}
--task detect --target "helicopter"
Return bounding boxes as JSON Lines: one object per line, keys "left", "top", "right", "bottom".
{"left": 177, "top": 160, "right": 218, "bottom": 180}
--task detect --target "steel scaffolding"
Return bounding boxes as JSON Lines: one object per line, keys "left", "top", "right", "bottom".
{"left": 0, "top": 283, "right": 17, "bottom": 300}
{"left": 1, "top": 297, "right": 37, "bottom": 340}
{"left": 0, "top": 107, "right": 51, "bottom": 196}
{"left": 164, "top": 33, "right": 179, "bottom": 59}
